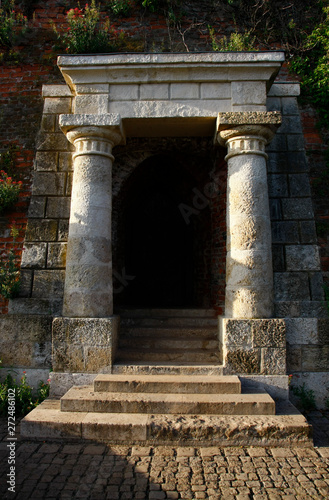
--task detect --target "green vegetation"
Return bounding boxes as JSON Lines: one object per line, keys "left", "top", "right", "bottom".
{"left": 108, "top": 0, "right": 133, "bottom": 17}
{"left": 0, "top": 364, "right": 50, "bottom": 417}
{"left": 53, "top": 0, "right": 126, "bottom": 54}
{"left": 209, "top": 27, "right": 256, "bottom": 51}
{"left": 0, "top": 224, "right": 21, "bottom": 299}
{"left": 291, "top": 383, "right": 316, "bottom": 411}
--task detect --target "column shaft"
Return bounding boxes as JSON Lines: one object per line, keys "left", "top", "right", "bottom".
{"left": 60, "top": 114, "right": 124, "bottom": 318}
{"left": 217, "top": 113, "right": 281, "bottom": 318}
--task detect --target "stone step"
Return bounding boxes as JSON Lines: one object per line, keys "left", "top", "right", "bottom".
{"left": 120, "top": 317, "right": 218, "bottom": 327}
{"left": 115, "top": 348, "right": 221, "bottom": 364}
{"left": 21, "top": 399, "right": 313, "bottom": 447}
{"left": 119, "top": 336, "right": 219, "bottom": 351}
{"left": 93, "top": 374, "right": 241, "bottom": 394}
{"left": 112, "top": 363, "right": 225, "bottom": 376}
{"left": 60, "top": 385, "right": 275, "bottom": 415}
{"left": 120, "top": 326, "right": 218, "bottom": 338}
{"left": 117, "top": 308, "right": 217, "bottom": 318}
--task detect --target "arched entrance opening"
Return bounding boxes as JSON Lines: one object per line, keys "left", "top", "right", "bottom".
{"left": 123, "top": 155, "right": 194, "bottom": 308}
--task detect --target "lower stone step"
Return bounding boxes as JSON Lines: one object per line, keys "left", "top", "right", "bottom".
{"left": 115, "top": 348, "right": 221, "bottom": 363}
{"left": 60, "top": 385, "right": 275, "bottom": 415}
{"left": 21, "top": 399, "right": 313, "bottom": 447}
{"left": 112, "top": 363, "right": 224, "bottom": 376}
{"left": 119, "top": 336, "right": 219, "bottom": 351}
{"left": 93, "top": 374, "right": 241, "bottom": 394}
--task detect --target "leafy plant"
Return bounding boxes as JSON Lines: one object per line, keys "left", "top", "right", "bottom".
{"left": 0, "top": 224, "right": 21, "bottom": 299}
{"left": 53, "top": 0, "right": 126, "bottom": 54}
{"left": 209, "top": 26, "right": 256, "bottom": 51}
{"left": 109, "top": 0, "right": 133, "bottom": 17}
{"left": 290, "top": 5, "right": 329, "bottom": 127}
{"left": 0, "top": 0, "right": 28, "bottom": 49}
{"left": 0, "top": 170, "right": 22, "bottom": 214}
{"left": 0, "top": 365, "right": 50, "bottom": 417}
{"left": 291, "top": 383, "right": 316, "bottom": 411}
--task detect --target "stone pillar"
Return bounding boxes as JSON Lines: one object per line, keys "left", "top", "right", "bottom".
{"left": 59, "top": 114, "right": 125, "bottom": 318}
{"left": 216, "top": 112, "right": 281, "bottom": 319}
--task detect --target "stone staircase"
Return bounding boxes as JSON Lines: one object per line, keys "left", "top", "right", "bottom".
{"left": 21, "top": 372, "right": 313, "bottom": 447}
{"left": 115, "top": 308, "right": 221, "bottom": 364}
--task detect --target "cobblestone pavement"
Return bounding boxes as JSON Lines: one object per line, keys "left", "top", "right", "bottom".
{"left": 0, "top": 412, "right": 328, "bottom": 500}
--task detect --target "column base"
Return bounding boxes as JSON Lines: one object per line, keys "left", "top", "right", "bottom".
{"left": 52, "top": 316, "right": 119, "bottom": 375}
{"left": 220, "top": 317, "right": 287, "bottom": 376}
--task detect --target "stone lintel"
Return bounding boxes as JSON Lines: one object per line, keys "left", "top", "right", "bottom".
{"left": 216, "top": 111, "right": 282, "bottom": 146}
{"left": 52, "top": 317, "right": 119, "bottom": 373}
{"left": 220, "top": 318, "right": 287, "bottom": 376}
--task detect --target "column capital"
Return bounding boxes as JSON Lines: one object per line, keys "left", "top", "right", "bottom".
{"left": 59, "top": 113, "right": 126, "bottom": 159}
{"left": 215, "top": 111, "right": 281, "bottom": 160}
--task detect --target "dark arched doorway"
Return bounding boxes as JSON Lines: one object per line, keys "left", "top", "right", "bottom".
{"left": 124, "top": 155, "right": 194, "bottom": 307}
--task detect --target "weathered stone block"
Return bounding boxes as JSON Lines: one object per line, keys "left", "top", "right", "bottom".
{"left": 281, "top": 97, "right": 299, "bottom": 115}
{"left": 140, "top": 84, "right": 169, "bottom": 100}
{"left": 40, "top": 114, "right": 56, "bottom": 132}
{"left": 201, "top": 83, "right": 230, "bottom": 99}
{"left": 286, "top": 134, "right": 305, "bottom": 151}
{"left": 28, "top": 197, "right": 46, "bottom": 218}
{"left": 35, "top": 151, "right": 58, "bottom": 172}
{"left": 9, "top": 298, "right": 63, "bottom": 316}
{"left": 278, "top": 116, "right": 303, "bottom": 134}
{"left": 269, "top": 199, "right": 282, "bottom": 220}
{"left": 171, "top": 83, "right": 199, "bottom": 99}
{"left": 52, "top": 317, "right": 119, "bottom": 373}
{"left": 32, "top": 270, "right": 65, "bottom": 298}
{"left": 301, "top": 345, "right": 329, "bottom": 371}
{"left": 286, "top": 345, "right": 302, "bottom": 372}
{"left": 266, "top": 96, "right": 281, "bottom": 112}
{"left": 0, "top": 315, "right": 52, "bottom": 368}
{"left": 231, "top": 81, "right": 266, "bottom": 105}
{"left": 274, "top": 272, "right": 310, "bottom": 301}
{"left": 46, "top": 197, "right": 71, "bottom": 219}
{"left": 21, "top": 243, "right": 47, "bottom": 269}
{"left": 271, "top": 222, "right": 299, "bottom": 244}
{"left": 47, "top": 243, "right": 67, "bottom": 268}
{"left": 261, "top": 348, "right": 286, "bottom": 375}
{"left": 272, "top": 245, "right": 285, "bottom": 271}
{"left": 266, "top": 133, "right": 286, "bottom": 152}
{"left": 317, "top": 319, "right": 329, "bottom": 344}
{"left": 32, "top": 172, "right": 66, "bottom": 196}
{"left": 58, "top": 220, "right": 69, "bottom": 241}
{"left": 43, "top": 97, "right": 72, "bottom": 114}
{"left": 25, "top": 220, "right": 58, "bottom": 242}
{"left": 58, "top": 152, "right": 73, "bottom": 172}
{"left": 66, "top": 173, "right": 73, "bottom": 196}
{"left": 310, "top": 272, "right": 324, "bottom": 301}
{"left": 288, "top": 174, "right": 311, "bottom": 197}
{"left": 252, "top": 320, "right": 286, "bottom": 347}
{"left": 285, "top": 318, "right": 318, "bottom": 345}
{"left": 286, "top": 245, "right": 320, "bottom": 271}
{"left": 225, "top": 348, "right": 260, "bottom": 374}
{"left": 74, "top": 94, "right": 109, "bottom": 114}
{"left": 36, "top": 132, "right": 71, "bottom": 151}
{"left": 268, "top": 174, "right": 288, "bottom": 197}
{"left": 222, "top": 319, "right": 252, "bottom": 347}
{"left": 300, "top": 221, "right": 317, "bottom": 243}
{"left": 18, "top": 269, "right": 33, "bottom": 297}
{"left": 109, "top": 84, "right": 138, "bottom": 100}
{"left": 282, "top": 198, "right": 314, "bottom": 220}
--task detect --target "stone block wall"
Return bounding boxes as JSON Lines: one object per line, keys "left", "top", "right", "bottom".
{"left": 9, "top": 86, "right": 73, "bottom": 317}
{"left": 267, "top": 83, "right": 326, "bottom": 318}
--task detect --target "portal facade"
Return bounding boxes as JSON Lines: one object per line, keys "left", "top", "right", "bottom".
{"left": 4, "top": 53, "right": 328, "bottom": 407}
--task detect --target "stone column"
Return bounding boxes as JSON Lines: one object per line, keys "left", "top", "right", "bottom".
{"left": 59, "top": 114, "right": 125, "bottom": 318}
{"left": 216, "top": 112, "right": 281, "bottom": 319}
